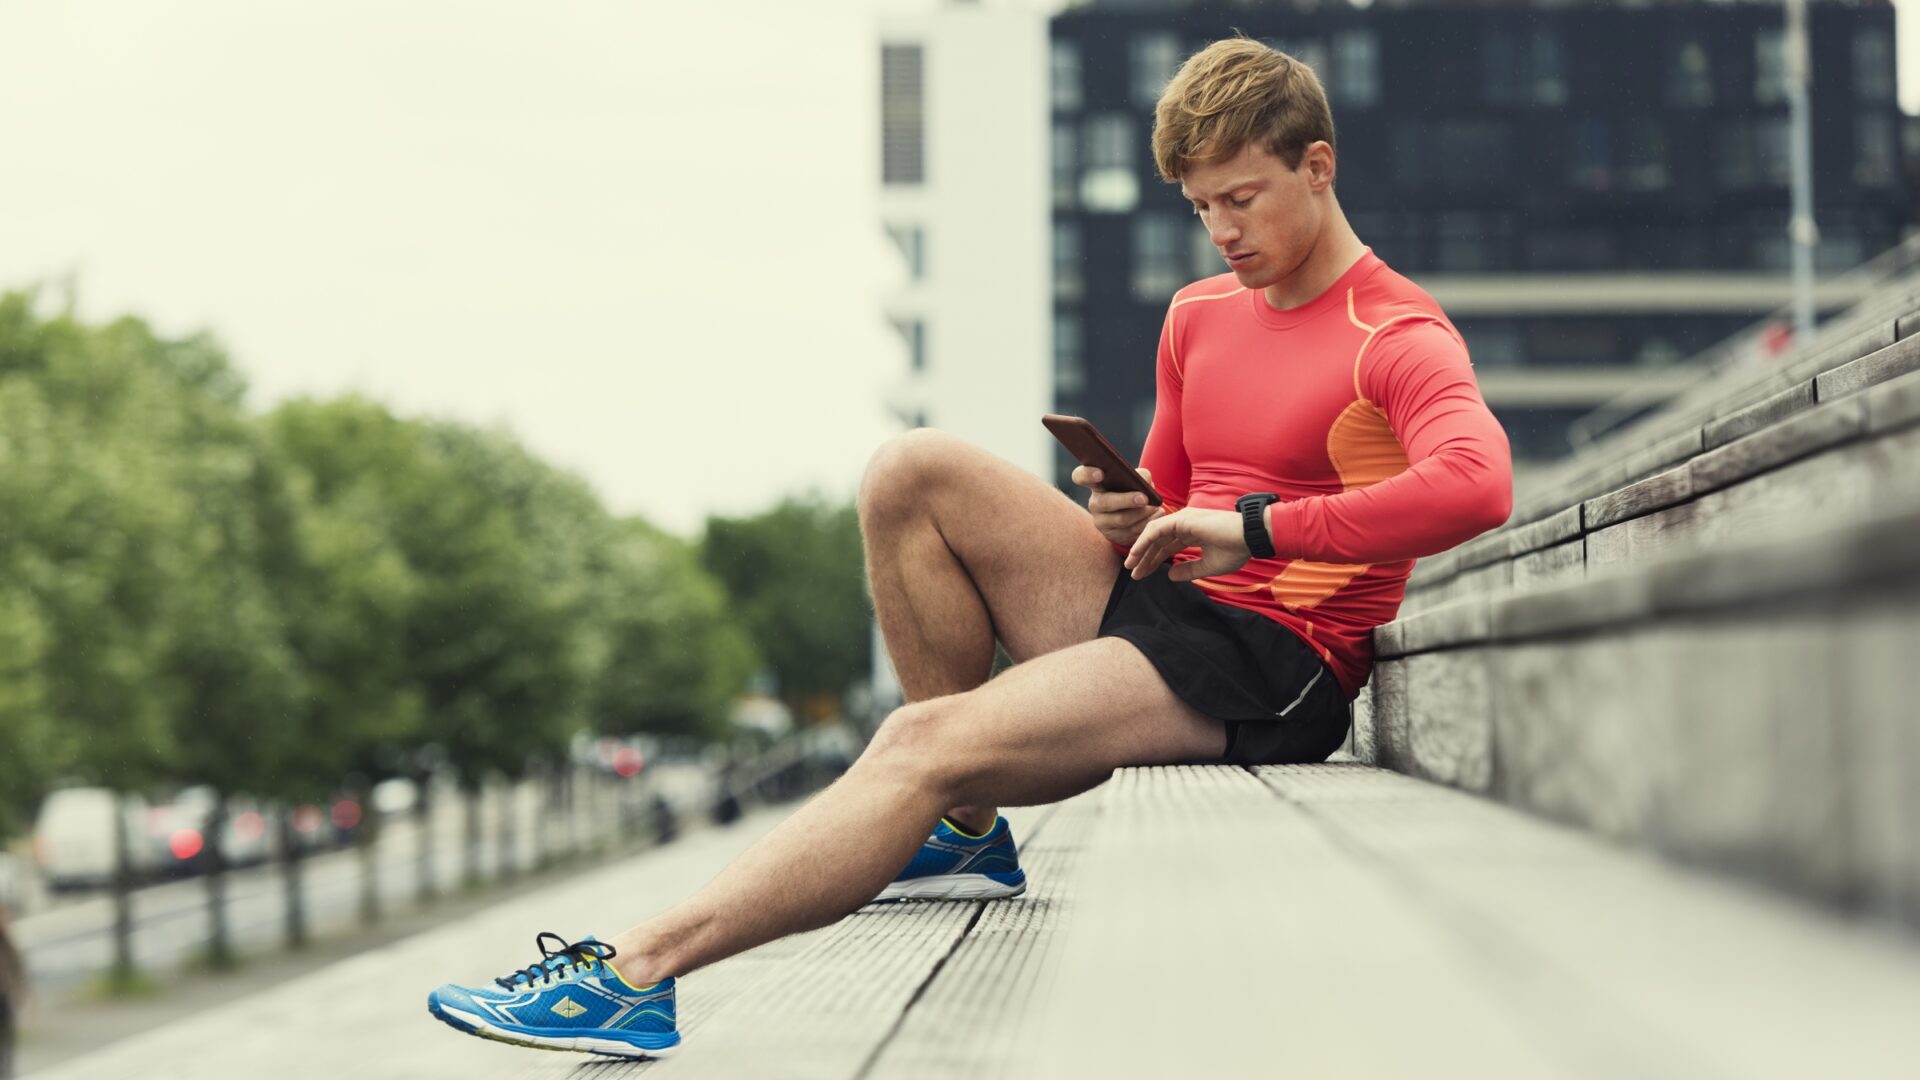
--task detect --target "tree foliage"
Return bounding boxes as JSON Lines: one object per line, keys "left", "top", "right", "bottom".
{"left": 0, "top": 290, "right": 770, "bottom": 841}
{"left": 700, "top": 494, "right": 870, "bottom": 724}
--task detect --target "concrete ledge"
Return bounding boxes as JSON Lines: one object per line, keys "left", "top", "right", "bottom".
{"left": 1491, "top": 572, "right": 1654, "bottom": 640}
{"left": 1504, "top": 504, "right": 1582, "bottom": 558}
{"left": 1866, "top": 368, "right": 1920, "bottom": 434}
{"left": 1689, "top": 397, "right": 1869, "bottom": 494}
{"left": 1407, "top": 548, "right": 1459, "bottom": 588}
{"left": 1704, "top": 382, "right": 1815, "bottom": 450}
{"left": 1620, "top": 427, "right": 1704, "bottom": 483}
{"left": 1583, "top": 467, "right": 1691, "bottom": 531}
{"left": 1783, "top": 319, "right": 1900, "bottom": 384}
{"left": 1647, "top": 505, "right": 1920, "bottom": 617}
{"left": 1449, "top": 528, "right": 1511, "bottom": 573}
{"left": 1485, "top": 500, "right": 1920, "bottom": 644}
{"left": 1381, "top": 597, "right": 1491, "bottom": 658}
{"left": 1372, "top": 619, "right": 1405, "bottom": 659}
{"left": 1512, "top": 537, "right": 1584, "bottom": 591}
{"left": 1817, "top": 335, "right": 1920, "bottom": 402}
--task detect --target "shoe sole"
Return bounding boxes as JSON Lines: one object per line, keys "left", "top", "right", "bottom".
{"left": 429, "top": 997, "right": 679, "bottom": 1059}
{"left": 870, "top": 872, "right": 1027, "bottom": 903}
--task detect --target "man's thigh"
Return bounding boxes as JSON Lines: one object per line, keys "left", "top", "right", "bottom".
{"left": 882, "top": 636, "right": 1228, "bottom": 811}
{"left": 863, "top": 429, "right": 1124, "bottom": 663}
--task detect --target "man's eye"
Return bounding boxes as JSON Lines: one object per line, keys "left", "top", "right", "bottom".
{"left": 1228, "top": 196, "right": 1251, "bottom": 209}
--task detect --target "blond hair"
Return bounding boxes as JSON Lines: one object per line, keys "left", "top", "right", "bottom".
{"left": 1151, "top": 37, "right": 1336, "bottom": 183}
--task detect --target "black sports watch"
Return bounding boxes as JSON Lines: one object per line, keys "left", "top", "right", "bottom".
{"left": 1236, "top": 492, "right": 1281, "bottom": 559}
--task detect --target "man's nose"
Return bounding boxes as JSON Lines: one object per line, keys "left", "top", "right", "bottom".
{"left": 1209, "top": 218, "right": 1239, "bottom": 247}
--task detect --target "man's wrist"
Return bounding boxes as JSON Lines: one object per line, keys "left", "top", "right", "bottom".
{"left": 1263, "top": 500, "right": 1297, "bottom": 560}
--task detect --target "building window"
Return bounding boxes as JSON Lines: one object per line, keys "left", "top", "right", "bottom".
{"left": 1855, "top": 29, "right": 1895, "bottom": 103}
{"left": 1486, "top": 28, "right": 1564, "bottom": 107}
{"left": 1529, "top": 30, "right": 1567, "bottom": 106}
{"left": 1332, "top": 30, "right": 1380, "bottom": 107}
{"left": 1400, "top": 120, "right": 1511, "bottom": 191}
{"left": 1052, "top": 40, "right": 1082, "bottom": 113}
{"left": 1190, "top": 224, "right": 1220, "bottom": 278}
{"left": 1714, "top": 120, "right": 1789, "bottom": 189}
{"left": 885, "top": 223, "right": 925, "bottom": 280}
{"left": 1053, "top": 221, "right": 1084, "bottom": 301}
{"left": 1131, "top": 399, "right": 1157, "bottom": 453}
{"left": 1131, "top": 32, "right": 1181, "bottom": 107}
{"left": 1456, "top": 320, "right": 1523, "bottom": 369}
{"left": 1754, "top": 29, "right": 1787, "bottom": 105}
{"left": 892, "top": 318, "right": 927, "bottom": 373}
{"left": 1753, "top": 116, "right": 1791, "bottom": 186}
{"left": 1266, "top": 37, "right": 1327, "bottom": 84}
{"left": 1051, "top": 122, "right": 1077, "bottom": 209}
{"left": 1567, "top": 118, "right": 1613, "bottom": 192}
{"left": 1081, "top": 114, "right": 1139, "bottom": 213}
{"left": 1525, "top": 229, "right": 1616, "bottom": 271}
{"left": 1856, "top": 116, "right": 1896, "bottom": 187}
{"left": 1132, "top": 215, "right": 1183, "bottom": 302}
{"left": 1054, "top": 314, "right": 1085, "bottom": 397}
{"left": 1623, "top": 120, "right": 1670, "bottom": 191}
{"left": 881, "top": 44, "right": 924, "bottom": 186}
{"left": 1435, "top": 213, "right": 1491, "bottom": 273}
{"left": 1669, "top": 42, "right": 1713, "bottom": 108}
{"left": 1715, "top": 124, "right": 1756, "bottom": 188}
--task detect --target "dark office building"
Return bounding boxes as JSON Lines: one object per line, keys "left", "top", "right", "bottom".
{"left": 1049, "top": 0, "right": 1906, "bottom": 485}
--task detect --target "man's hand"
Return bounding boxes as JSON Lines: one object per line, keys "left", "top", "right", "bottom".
{"left": 1124, "top": 507, "right": 1252, "bottom": 583}
{"left": 1073, "top": 465, "right": 1166, "bottom": 547}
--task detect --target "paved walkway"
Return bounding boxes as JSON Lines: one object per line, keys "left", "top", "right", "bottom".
{"left": 30, "top": 764, "right": 1920, "bottom": 1079}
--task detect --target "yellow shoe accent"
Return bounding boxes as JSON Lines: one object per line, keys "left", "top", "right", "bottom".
{"left": 553, "top": 996, "right": 588, "bottom": 1019}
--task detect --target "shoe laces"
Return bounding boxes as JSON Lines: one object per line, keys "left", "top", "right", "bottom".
{"left": 494, "top": 931, "right": 618, "bottom": 991}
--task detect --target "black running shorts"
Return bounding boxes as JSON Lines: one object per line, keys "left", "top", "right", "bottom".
{"left": 1096, "top": 562, "right": 1351, "bottom": 766}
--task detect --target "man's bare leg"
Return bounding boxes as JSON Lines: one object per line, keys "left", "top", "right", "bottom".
{"left": 604, "top": 636, "right": 1226, "bottom": 985}
{"left": 856, "top": 429, "right": 1123, "bottom": 832}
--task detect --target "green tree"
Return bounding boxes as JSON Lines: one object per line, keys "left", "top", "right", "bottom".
{"left": 592, "top": 519, "right": 758, "bottom": 743}
{"left": 700, "top": 494, "right": 870, "bottom": 724}
{"left": 0, "top": 295, "right": 201, "bottom": 986}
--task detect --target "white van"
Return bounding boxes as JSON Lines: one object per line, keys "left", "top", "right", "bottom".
{"left": 32, "top": 788, "right": 157, "bottom": 890}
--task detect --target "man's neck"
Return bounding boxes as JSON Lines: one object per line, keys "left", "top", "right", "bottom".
{"left": 1262, "top": 211, "right": 1367, "bottom": 312}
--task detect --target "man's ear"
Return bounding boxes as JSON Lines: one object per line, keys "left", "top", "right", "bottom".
{"left": 1304, "top": 141, "right": 1336, "bottom": 192}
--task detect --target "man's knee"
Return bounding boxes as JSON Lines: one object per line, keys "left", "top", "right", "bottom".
{"left": 859, "top": 700, "right": 977, "bottom": 795}
{"left": 857, "top": 428, "right": 970, "bottom": 526}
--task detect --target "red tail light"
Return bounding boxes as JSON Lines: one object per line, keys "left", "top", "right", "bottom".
{"left": 169, "top": 829, "right": 204, "bottom": 861}
{"left": 293, "top": 805, "right": 323, "bottom": 833}
{"left": 330, "top": 799, "right": 363, "bottom": 830}
{"left": 233, "top": 811, "right": 266, "bottom": 842}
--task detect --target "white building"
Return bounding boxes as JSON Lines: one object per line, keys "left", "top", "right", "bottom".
{"left": 869, "top": 0, "right": 1055, "bottom": 718}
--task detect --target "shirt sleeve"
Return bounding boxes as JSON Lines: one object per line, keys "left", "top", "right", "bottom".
{"left": 1109, "top": 301, "right": 1194, "bottom": 555}
{"left": 1265, "top": 319, "right": 1513, "bottom": 564}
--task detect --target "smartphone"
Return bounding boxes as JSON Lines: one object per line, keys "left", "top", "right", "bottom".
{"left": 1042, "top": 414, "right": 1163, "bottom": 506}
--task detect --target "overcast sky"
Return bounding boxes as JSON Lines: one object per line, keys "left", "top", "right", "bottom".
{"left": 0, "top": 0, "right": 910, "bottom": 538}
{"left": 0, "top": 0, "right": 1914, "bottom": 537}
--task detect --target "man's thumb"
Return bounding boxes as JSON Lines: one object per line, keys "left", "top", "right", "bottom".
{"left": 1138, "top": 467, "right": 1152, "bottom": 479}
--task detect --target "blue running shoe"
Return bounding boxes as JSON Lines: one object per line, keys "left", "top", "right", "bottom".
{"left": 427, "top": 931, "right": 679, "bottom": 1059}
{"left": 871, "top": 815, "right": 1027, "bottom": 903}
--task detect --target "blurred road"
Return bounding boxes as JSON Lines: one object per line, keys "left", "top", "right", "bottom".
{"left": 12, "top": 763, "right": 717, "bottom": 1000}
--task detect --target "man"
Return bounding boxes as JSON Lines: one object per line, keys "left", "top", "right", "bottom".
{"left": 426, "top": 36, "right": 1511, "bottom": 1058}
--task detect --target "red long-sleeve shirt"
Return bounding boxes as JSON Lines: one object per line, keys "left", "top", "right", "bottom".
{"left": 1116, "top": 249, "right": 1512, "bottom": 698}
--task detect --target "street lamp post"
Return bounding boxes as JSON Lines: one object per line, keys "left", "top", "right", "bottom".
{"left": 1786, "top": 0, "right": 1817, "bottom": 340}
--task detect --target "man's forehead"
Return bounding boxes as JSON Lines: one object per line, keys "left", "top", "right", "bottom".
{"left": 1180, "top": 176, "right": 1266, "bottom": 201}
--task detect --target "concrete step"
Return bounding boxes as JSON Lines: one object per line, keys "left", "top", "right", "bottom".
{"left": 32, "top": 764, "right": 1920, "bottom": 1079}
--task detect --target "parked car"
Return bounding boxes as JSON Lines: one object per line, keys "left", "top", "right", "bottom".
{"left": 0, "top": 910, "right": 22, "bottom": 1079}
{"left": 32, "top": 788, "right": 159, "bottom": 891}
{"left": 145, "top": 787, "right": 273, "bottom": 877}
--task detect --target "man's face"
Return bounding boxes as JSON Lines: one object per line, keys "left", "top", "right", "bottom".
{"left": 1180, "top": 141, "right": 1331, "bottom": 291}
